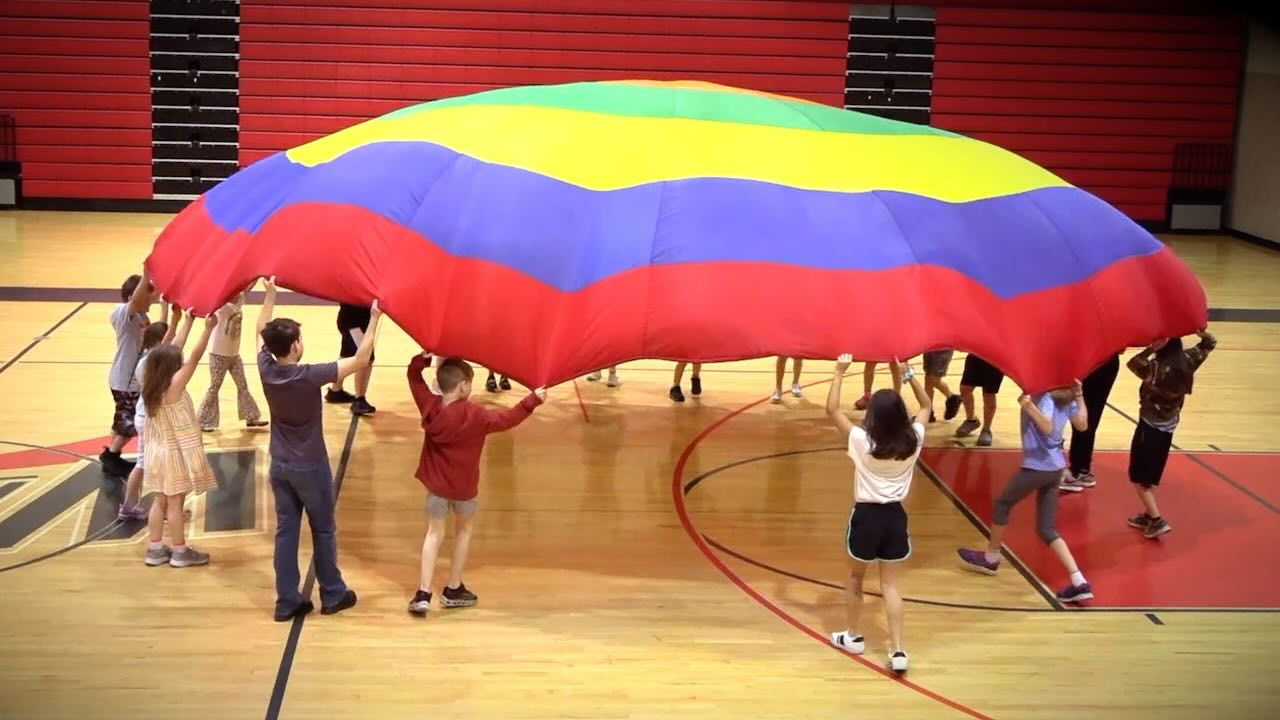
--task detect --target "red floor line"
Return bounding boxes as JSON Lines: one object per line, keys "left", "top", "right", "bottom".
{"left": 570, "top": 379, "right": 591, "bottom": 423}
{"left": 670, "top": 389, "right": 997, "bottom": 720}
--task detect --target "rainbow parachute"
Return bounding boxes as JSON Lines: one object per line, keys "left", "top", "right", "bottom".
{"left": 147, "top": 80, "right": 1206, "bottom": 391}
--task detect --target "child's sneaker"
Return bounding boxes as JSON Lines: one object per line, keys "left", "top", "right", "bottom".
{"left": 246, "top": 419, "right": 269, "bottom": 428}
{"left": 486, "top": 375, "right": 499, "bottom": 393}
{"left": 955, "top": 419, "right": 980, "bottom": 437}
{"left": 854, "top": 393, "right": 871, "bottom": 411}
{"left": 1058, "top": 474, "right": 1086, "bottom": 493}
{"left": 499, "top": 376, "right": 511, "bottom": 391}
{"left": 168, "top": 546, "right": 210, "bottom": 568}
{"left": 690, "top": 377, "right": 702, "bottom": 397}
{"left": 441, "top": 584, "right": 478, "bottom": 608}
{"left": 889, "top": 651, "right": 909, "bottom": 674}
{"left": 606, "top": 372, "right": 620, "bottom": 388}
{"left": 351, "top": 396, "right": 376, "bottom": 416}
{"left": 201, "top": 425, "right": 217, "bottom": 433}
{"left": 957, "top": 548, "right": 1000, "bottom": 575}
{"left": 1073, "top": 470, "right": 1097, "bottom": 488}
{"left": 976, "top": 429, "right": 994, "bottom": 447}
{"left": 944, "top": 394, "right": 963, "bottom": 421}
{"left": 770, "top": 390, "right": 782, "bottom": 404}
{"left": 325, "top": 388, "right": 356, "bottom": 404}
{"left": 144, "top": 545, "right": 172, "bottom": 566}
{"left": 407, "top": 590, "right": 432, "bottom": 616}
{"left": 829, "top": 630, "right": 864, "bottom": 654}
{"left": 790, "top": 383, "right": 802, "bottom": 398}
{"left": 1143, "top": 517, "right": 1172, "bottom": 539}
{"left": 1127, "top": 512, "right": 1153, "bottom": 529}
{"left": 321, "top": 589, "right": 358, "bottom": 615}
{"left": 586, "top": 371, "right": 602, "bottom": 381}
{"left": 1057, "top": 582, "right": 1093, "bottom": 603}
{"left": 669, "top": 385, "right": 685, "bottom": 403}
{"left": 117, "top": 503, "right": 148, "bottom": 521}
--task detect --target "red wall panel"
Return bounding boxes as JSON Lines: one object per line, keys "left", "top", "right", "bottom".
{"left": 0, "top": 1, "right": 151, "bottom": 199}
{"left": 238, "top": 0, "right": 850, "bottom": 162}
{"left": 932, "top": 6, "right": 1244, "bottom": 222}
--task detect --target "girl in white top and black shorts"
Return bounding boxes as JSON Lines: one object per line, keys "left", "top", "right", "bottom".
{"left": 825, "top": 355, "right": 931, "bottom": 674}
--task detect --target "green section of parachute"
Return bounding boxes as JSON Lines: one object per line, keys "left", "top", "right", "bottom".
{"left": 381, "top": 81, "right": 959, "bottom": 138}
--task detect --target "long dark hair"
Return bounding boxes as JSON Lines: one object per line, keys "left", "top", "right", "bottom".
{"left": 864, "top": 389, "right": 919, "bottom": 461}
{"left": 1153, "top": 337, "right": 1194, "bottom": 396}
{"left": 142, "top": 345, "right": 183, "bottom": 412}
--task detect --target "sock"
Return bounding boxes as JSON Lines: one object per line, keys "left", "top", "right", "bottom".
{"left": 1070, "top": 570, "right": 1086, "bottom": 586}
{"left": 984, "top": 550, "right": 1001, "bottom": 564}
{"left": 149, "top": 541, "right": 164, "bottom": 551}
{"left": 172, "top": 544, "right": 187, "bottom": 553}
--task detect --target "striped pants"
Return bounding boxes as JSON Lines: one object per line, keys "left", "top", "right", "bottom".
{"left": 198, "top": 353, "right": 262, "bottom": 430}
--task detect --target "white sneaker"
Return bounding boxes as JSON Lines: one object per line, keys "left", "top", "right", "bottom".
{"left": 791, "top": 383, "right": 802, "bottom": 397}
{"left": 830, "top": 631, "right": 865, "bottom": 654}
{"left": 770, "top": 390, "right": 783, "bottom": 404}
{"left": 889, "top": 651, "right": 908, "bottom": 673}
{"left": 586, "top": 371, "right": 602, "bottom": 381}
{"left": 606, "top": 372, "right": 620, "bottom": 388}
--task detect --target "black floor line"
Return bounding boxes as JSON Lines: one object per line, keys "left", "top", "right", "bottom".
{"left": 0, "top": 302, "right": 86, "bottom": 376}
{"left": 265, "top": 415, "right": 361, "bottom": 720}
{"left": 1105, "top": 402, "right": 1278, "bottom": 517}
{"left": 1146, "top": 613, "right": 1165, "bottom": 626}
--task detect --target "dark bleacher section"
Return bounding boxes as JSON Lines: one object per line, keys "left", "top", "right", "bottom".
{"left": 846, "top": 5, "right": 936, "bottom": 125}
{"left": 929, "top": 6, "right": 1244, "bottom": 222}
{"left": 0, "top": 1, "right": 151, "bottom": 199}
{"left": 237, "top": 0, "right": 850, "bottom": 165}
{"left": 150, "top": 0, "right": 241, "bottom": 200}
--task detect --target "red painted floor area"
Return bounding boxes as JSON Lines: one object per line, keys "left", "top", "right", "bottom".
{"left": 923, "top": 448, "right": 1280, "bottom": 609}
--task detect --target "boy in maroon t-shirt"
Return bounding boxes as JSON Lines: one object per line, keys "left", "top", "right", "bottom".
{"left": 406, "top": 353, "right": 545, "bottom": 615}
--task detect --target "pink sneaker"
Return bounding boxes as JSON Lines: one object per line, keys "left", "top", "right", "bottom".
{"left": 117, "top": 504, "right": 148, "bottom": 521}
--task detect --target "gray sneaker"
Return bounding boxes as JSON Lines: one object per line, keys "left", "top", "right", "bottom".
{"left": 977, "top": 429, "right": 994, "bottom": 447}
{"left": 169, "top": 546, "right": 210, "bottom": 568}
{"left": 955, "top": 419, "right": 981, "bottom": 437}
{"left": 144, "top": 545, "right": 172, "bottom": 566}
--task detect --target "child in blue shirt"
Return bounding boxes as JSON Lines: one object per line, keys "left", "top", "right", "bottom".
{"left": 958, "top": 383, "right": 1093, "bottom": 603}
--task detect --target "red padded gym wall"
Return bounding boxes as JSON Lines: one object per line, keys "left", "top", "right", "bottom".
{"left": 929, "top": 5, "right": 1244, "bottom": 222}
{"left": 0, "top": 1, "right": 151, "bottom": 199}
{"left": 237, "top": 0, "right": 850, "bottom": 165}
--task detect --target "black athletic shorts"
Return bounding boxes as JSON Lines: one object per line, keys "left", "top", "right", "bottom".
{"left": 846, "top": 501, "right": 910, "bottom": 563}
{"left": 960, "top": 354, "right": 1004, "bottom": 394}
{"left": 1129, "top": 419, "right": 1173, "bottom": 487}
{"left": 336, "top": 304, "right": 373, "bottom": 360}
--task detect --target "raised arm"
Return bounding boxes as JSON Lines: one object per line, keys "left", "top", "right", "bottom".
{"left": 1018, "top": 393, "right": 1054, "bottom": 436}
{"left": 128, "top": 267, "right": 152, "bottom": 314}
{"left": 895, "top": 360, "right": 932, "bottom": 426}
{"left": 169, "top": 314, "right": 217, "bottom": 397}
{"left": 1127, "top": 343, "right": 1158, "bottom": 379}
{"left": 1188, "top": 329, "right": 1218, "bottom": 370}
{"left": 482, "top": 387, "right": 546, "bottom": 434}
{"left": 826, "top": 354, "right": 855, "bottom": 436}
{"left": 407, "top": 351, "right": 435, "bottom": 414}
{"left": 161, "top": 303, "right": 181, "bottom": 345}
{"left": 335, "top": 300, "right": 381, "bottom": 381}
{"left": 255, "top": 276, "right": 277, "bottom": 337}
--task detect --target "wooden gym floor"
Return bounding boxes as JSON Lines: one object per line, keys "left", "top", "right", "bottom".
{"left": 0, "top": 210, "right": 1278, "bottom": 719}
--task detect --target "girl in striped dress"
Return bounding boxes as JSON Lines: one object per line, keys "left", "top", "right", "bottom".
{"left": 141, "top": 313, "right": 219, "bottom": 568}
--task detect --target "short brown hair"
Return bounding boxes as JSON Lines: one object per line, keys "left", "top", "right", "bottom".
{"left": 436, "top": 358, "right": 474, "bottom": 393}
{"left": 261, "top": 318, "right": 301, "bottom": 358}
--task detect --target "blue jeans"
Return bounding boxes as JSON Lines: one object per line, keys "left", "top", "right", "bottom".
{"left": 270, "top": 460, "right": 348, "bottom": 612}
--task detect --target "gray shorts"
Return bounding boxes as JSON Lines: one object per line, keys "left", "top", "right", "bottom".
{"left": 923, "top": 349, "right": 954, "bottom": 377}
{"left": 426, "top": 492, "right": 477, "bottom": 518}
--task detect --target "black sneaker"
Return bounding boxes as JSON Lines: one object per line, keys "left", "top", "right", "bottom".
{"left": 320, "top": 589, "right": 358, "bottom": 615}
{"left": 944, "top": 394, "right": 963, "bottom": 421}
{"left": 98, "top": 448, "right": 129, "bottom": 478}
{"left": 499, "top": 376, "right": 511, "bottom": 391}
{"left": 351, "top": 396, "right": 376, "bottom": 416}
{"left": 408, "top": 589, "right": 432, "bottom": 616}
{"left": 326, "top": 388, "right": 356, "bottom": 404}
{"left": 486, "top": 374, "right": 499, "bottom": 393}
{"left": 690, "top": 377, "right": 702, "bottom": 397}
{"left": 669, "top": 385, "right": 685, "bottom": 403}
{"left": 1127, "top": 512, "right": 1153, "bottom": 529}
{"left": 274, "top": 600, "right": 314, "bottom": 623}
{"left": 441, "top": 584, "right": 478, "bottom": 608}
{"left": 1143, "top": 516, "right": 1172, "bottom": 539}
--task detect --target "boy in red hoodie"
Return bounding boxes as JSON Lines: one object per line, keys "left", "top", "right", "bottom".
{"left": 406, "top": 353, "right": 546, "bottom": 615}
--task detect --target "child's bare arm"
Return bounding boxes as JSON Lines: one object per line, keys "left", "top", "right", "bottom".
{"left": 1018, "top": 394, "right": 1054, "bottom": 435}
{"left": 336, "top": 301, "right": 381, "bottom": 381}
{"left": 171, "top": 309, "right": 195, "bottom": 349}
{"left": 128, "top": 267, "right": 152, "bottom": 314}
{"left": 255, "top": 276, "right": 276, "bottom": 336}
{"left": 826, "top": 354, "right": 855, "bottom": 436}
{"left": 162, "top": 304, "right": 181, "bottom": 345}
{"left": 895, "top": 359, "right": 932, "bottom": 426}
{"left": 1069, "top": 380, "right": 1088, "bottom": 432}
{"left": 170, "top": 315, "right": 217, "bottom": 396}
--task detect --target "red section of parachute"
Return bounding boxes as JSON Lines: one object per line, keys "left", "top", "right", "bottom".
{"left": 146, "top": 198, "right": 1206, "bottom": 393}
